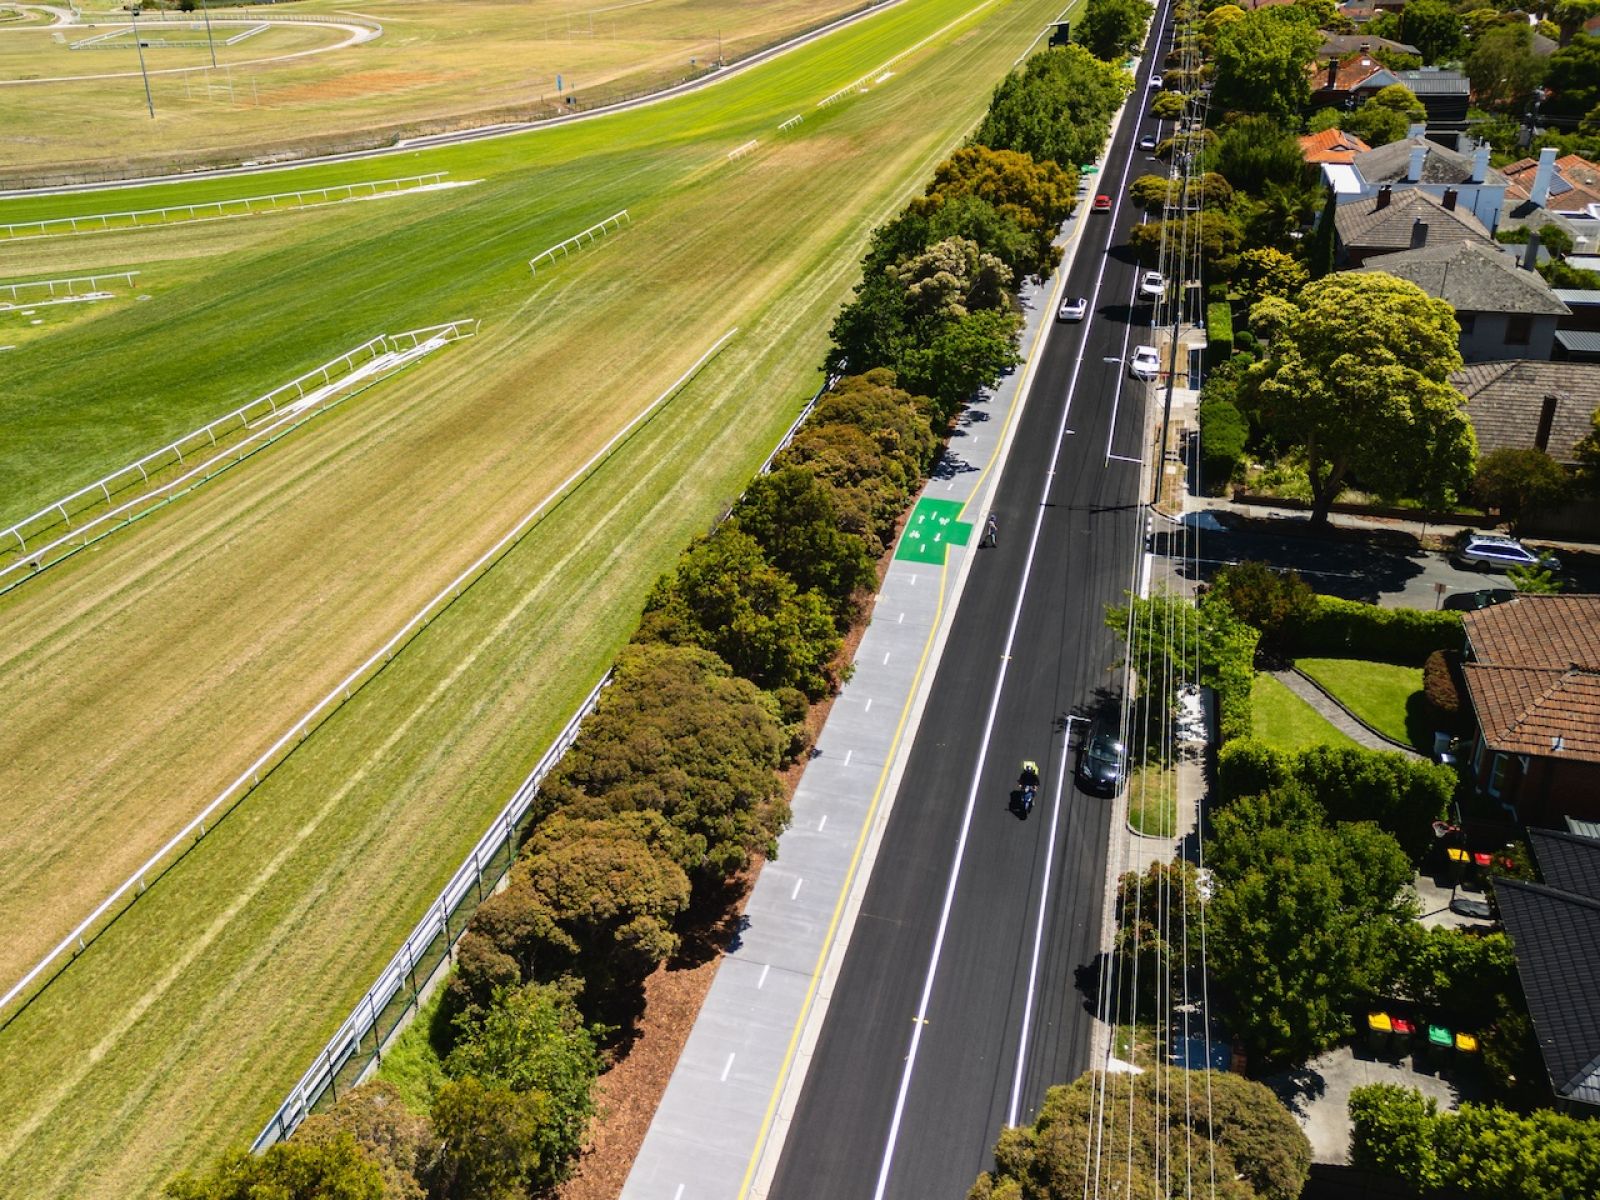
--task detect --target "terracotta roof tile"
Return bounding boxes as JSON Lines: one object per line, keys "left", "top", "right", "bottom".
{"left": 1504, "top": 153, "right": 1600, "bottom": 213}
{"left": 1300, "top": 127, "right": 1373, "bottom": 165}
{"left": 1463, "top": 594, "right": 1600, "bottom": 668}
{"left": 1462, "top": 597, "right": 1600, "bottom": 765}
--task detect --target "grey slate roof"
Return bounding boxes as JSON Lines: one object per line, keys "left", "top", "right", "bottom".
{"left": 1334, "top": 187, "right": 1492, "bottom": 252}
{"left": 1391, "top": 67, "right": 1470, "bottom": 96}
{"left": 1450, "top": 360, "right": 1600, "bottom": 463}
{"left": 1528, "top": 828, "right": 1600, "bottom": 902}
{"left": 1318, "top": 32, "right": 1419, "bottom": 56}
{"left": 1357, "top": 239, "right": 1572, "bottom": 315}
{"left": 1566, "top": 817, "right": 1600, "bottom": 839}
{"left": 1557, "top": 330, "right": 1600, "bottom": 356}
{"left": 1353, "top": 135, "right": 1509, "bottom": 187}
{"left": 1495, "top": 878, "right": 1600, "bottom": 1107}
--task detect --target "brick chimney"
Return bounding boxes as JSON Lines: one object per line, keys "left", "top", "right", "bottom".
{"left": 1327, "top": 57, "right": 1340, "bottom": 89}
{"left": 1410, "top": 218, "right": 1429, "bottom": 249}
{"left": 1376, "top": 183, "right": 1392, "bottom": 210}
{"left": 1442, "top": 187, "right": 1459, "bottom": 210}
{"left": 1523, "top": 229, "right": 1542, "bottom": 271}
{"left": 1530, "top": 146, "right": 1559, "bottom": 208}
{"left": 1535, "top": 394, "right": 1560, "bottom": 453}
{"left": 1471, "top": 141, "right": 1490, "bottom": 184}
{"left": 1408, "top": 143, "right": 1427, "bottom": 182}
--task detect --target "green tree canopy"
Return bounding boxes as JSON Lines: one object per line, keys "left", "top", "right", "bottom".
{"left": 1398, "top": 0, "right": 1462, "bottom": 63}
{"left": 1209, "top": 559, "right": 1315, "bottom": 650}
{"left": 444, "top": 982, "right": 602, "bottom": 1189}
{"left": 915, "top": 145, "right": 1078, "bottom": 278}
{"left": 430, "top": 1078, "right": 547, "bottom": 1200}
{"left": 295, "top": 1083, "right": 437, "bottom": 1200}
{"left": 1472, "top": 447, "right": 1571, "bottom": 532}
{"left": 165, "top": 1136, "right": 385, "bottom": 1200}
{"left": 1466, "top": 23, "right": 1546, "bottom": 112}
{"left": 970, "top": 1068, "right": 1311, "bottom": 1200}
{"left": 1075, "top": 0, "right": 1154, "bottom": 60}
{"left": 1210, "top": 115, "right": 1306, "bottom": 195}
{"left": 1235, "top": 247, "right": 1309, "bottom": 308}
{"left": 1544, "top": 33, "right": 1600, "bottom": 119}
{"left": 733, "top": 467, "right": 877, "bottom": 622}
{"left": 1316, "top": 84, "right": 1428, "bottom": 145}
{"left": 1128, "top": 210, "right": 1244, "bottom": 278}
{"left": 640, "top": 523, "right": 842, "bottom": 697}
{"left": 974, "top": 44, "right": 1133, "bottom": 170}
{"left": 1576, "top": 405, "right": 1600, "bottom": 493}
{"left": 1246, "top": 272, "right": 1474, "bottom": 524}
{"left": 1210, "top": 9, "right": 1322, "bottom": 121}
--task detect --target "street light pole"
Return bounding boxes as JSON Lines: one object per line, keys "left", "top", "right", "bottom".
{"left": 200, "top": 0, "right": 216, "bottom": 69}
{"left": 128, "top": 6, "right": 155, "bottom": 119}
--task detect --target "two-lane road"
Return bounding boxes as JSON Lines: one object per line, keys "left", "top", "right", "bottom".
{"left": 768, "top": 10, "right": 1178, "bottom": 1197}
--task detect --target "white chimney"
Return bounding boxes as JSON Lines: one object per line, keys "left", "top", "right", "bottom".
{"left": 1407, "top": 122, "right": 1426, "bottom": 139}
{"left": 1408, "top": 143, "right": 1427, "bottom": 182}
{"left": 1471, "top": 142, "right": 1490, "bottom": 184}
{"left": 1530, "top": 146, "right": 1559, "bottom": 207}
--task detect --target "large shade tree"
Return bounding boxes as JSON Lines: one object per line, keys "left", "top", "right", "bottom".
{"left": 1209, "top": 9, "right": 1321, "bottom": 121}
{"left": 1246, "top": 272, "right": 1475, "bottom": 525}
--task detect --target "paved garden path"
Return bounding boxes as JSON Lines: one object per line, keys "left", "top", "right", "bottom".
{"left": 1270, "top": 669, "right": 1425, "bottom": 758}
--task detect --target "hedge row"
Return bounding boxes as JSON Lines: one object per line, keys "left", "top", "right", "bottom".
{"left": 1288, "top": 595, "right": 1463, "bottom": 665}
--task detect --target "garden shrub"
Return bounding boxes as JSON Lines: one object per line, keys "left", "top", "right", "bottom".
{"left": 1197, "top": 395, "right": 1248, "bottom": 494}
{"left": 1287, "top": 596, "right": 1463, "bottom": 665}
{"left": 1422, "top": 648, "right": 1464, "bottom": 724}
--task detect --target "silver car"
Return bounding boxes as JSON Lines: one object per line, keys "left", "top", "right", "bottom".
{"left": 1450, "top": 534, "right": 1560, "bottom": 573}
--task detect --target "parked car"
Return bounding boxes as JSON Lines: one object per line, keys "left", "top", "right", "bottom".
{"left": 1450, "top": 533, "right": 1560, "bottom": 573}
{"left": 1442, "top": 587, "right": 1517, "bottom": 612}
{"left": 1092, "top": 193, "right": 1112, "bottom": 213}
{"left": 1129, "top": 345, "right": 1160, "bottom": 379}
{"left": 1139, "top": 270, "right": 1165, "bottom": 299}
{"left": 1057, "top": 296, "right": 1088, "bottom": 321}
{"left": 1137, "top": 133, "right": 1158, "bottom": 151}
{"left": 1076, "top": 719, "right": 1127, "bottom": 795}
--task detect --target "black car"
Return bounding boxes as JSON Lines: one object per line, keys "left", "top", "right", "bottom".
{"left": 1076, "top": 719, "right": 1126, "bottom": 795}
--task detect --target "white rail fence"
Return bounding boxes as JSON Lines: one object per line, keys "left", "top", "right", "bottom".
{"left": 257, "top": 347, "right": 835, "bottom": 1151}
{"left": 69, "top": 21, "right": 269, "bottom": 47}
{"left": 526, "top": 208, "right": 629, "bottom": 273}
{"left": 253, "top": 668, "right": 613, "bottom": 1148}
{"left": 0, "top": 321, "right": 476, "bottom": 584}
{"left": 777, "top": 114, "right": 803, "bottom": 132}
{"left": 817, "top": 0, "right": 996, "bottom": 108}
{"left": 0, "top": 270, "right": 138, "bottom": 302}
{"left": 727, "top": 138, "right": 759, "bottom": 161}
{"left": 0, "top": 173, "right": 446, "bottom": 239}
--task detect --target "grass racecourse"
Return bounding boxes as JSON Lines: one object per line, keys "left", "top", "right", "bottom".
{"left": 0, "top": 0, "right": 1063, "bottom": 1193}
{"left": 0, "top": 0, "right": 872, "bottom": 180}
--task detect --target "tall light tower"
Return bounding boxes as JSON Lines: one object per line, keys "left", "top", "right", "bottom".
{"left": 127, "top": 5, "right": 155, "bottom": 118}
{"left": 200, "top": 0, "right": 216, "bottom": 69}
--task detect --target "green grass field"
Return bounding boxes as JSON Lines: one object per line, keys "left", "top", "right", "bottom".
{"left": 1296, "top": 657, "right": 1429, "bottom": 750}
{"left": 1126, "top": 762, "right": 1177, "bottom": 837}
{"left": 0, "top": 2, "right": 1064, "bottom": 1193}
{"left": 0, "top": 0, "right": 872, "bottom": 180}
{"left": 1250, "top": 673, "right": 1360, "bottom": 753}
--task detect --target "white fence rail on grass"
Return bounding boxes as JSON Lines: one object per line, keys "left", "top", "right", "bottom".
{"left": 817, "top": 0, "right": 997, "bottom": 108}
{"left": 0, "top": 321, "right": 475, "bottom": 573}
{"left": 778, "top": 114, "right": 803, "bottom": 132}
{"left": 527, "top": 208, "right": 629, "bottom": 273}
{"left": 0, "top": 173, "right": 445, "bottom": 240}
{"left": 727, "top": 138, "right": 759, "bottom": 161}
{"left": 0, "top": 270, "right": 138, "bottom": 302}
{"left": 253, "top": 667, "right": 614, "bottom": 1149}
{"left": 70, "top": 21, "right": 269, "bottom": 47}
{"left": 257, "top": 347, "right": 833, "bottom": 1151}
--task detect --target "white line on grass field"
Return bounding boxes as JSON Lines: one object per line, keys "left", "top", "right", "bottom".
{"left": 0, "top": 327, "right": 738, "bottom": 1018}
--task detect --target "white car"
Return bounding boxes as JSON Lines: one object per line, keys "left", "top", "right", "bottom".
{"left": 1057, "top": 296, "right": 1088, "bottom": 322}
{"left": 1129, "top": 345, "right": 1161, "bottom": 380}
{"left": 1137, "top": 133, "right": 1158, "bottom": 151}
{"left": 1450, "top": 534, "right": 1560, "bottom": 573}
{"left": 1139, "top": 270, "right": 1166, "bottom": 299}
{"left": 1149, "top": 73, "right": 1163, "bottom": 89}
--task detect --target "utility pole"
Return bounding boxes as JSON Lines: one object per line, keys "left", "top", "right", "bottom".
{"left": 128, "top": 6, "right": 155, "bottom": 119}
{"left": 200, "top": 0, "right": 216, "bottom": 69}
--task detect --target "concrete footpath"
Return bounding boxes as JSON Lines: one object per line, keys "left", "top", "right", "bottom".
{"left": 618, "top": 179, "right": 1102, "bottom": 1200}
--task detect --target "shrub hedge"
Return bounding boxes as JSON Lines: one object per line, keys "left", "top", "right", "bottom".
{"left": 1205, "top": 299, "right": 1234, "bottom": 365}
{"left": 1287, "top": 596, "right": 1463, "bottom": 665}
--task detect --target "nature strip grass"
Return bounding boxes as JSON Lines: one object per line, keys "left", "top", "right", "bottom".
{"left": 0, "top": 3, "right": 1059, "bottom": 1193}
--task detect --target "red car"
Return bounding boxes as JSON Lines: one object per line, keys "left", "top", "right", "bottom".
{"left": 1091, "top": 194, "right": 1111, "bottom": 213}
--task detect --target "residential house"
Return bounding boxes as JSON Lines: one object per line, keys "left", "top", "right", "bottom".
{"left": 1502, "top": 148, "right": 1600, "bottom": 220}
{"left": 1333, "top": 184, "right": 1491, "bottom": 265}
{"left": 1460, "top": 595, "right": 1600, "bottom": 824}
{"left": 1495, "top": 829, "right": 1600, "bottom": 1110}
{"left": 1450, "top": 360, "right": 1600, "bottom": 465}
{"left": 1310, "top": 59, "right": 1471, "bottom": 131}
{"left": 1317, "top": 32, "right": 1420, "bottom": 59}
{"left": 1552, "top": 290, "right": 1600, "bottom": 361}
{"left": 1300, "top": 127, "right": 1372, "bottom": 166}
{"left": 1356, "top": 238, "right": 1571, "bottom": 360}
{"left": 1344, "top": 135, "right": 1509, "bottom": 232}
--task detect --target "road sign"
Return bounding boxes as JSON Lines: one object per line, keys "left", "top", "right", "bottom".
{"left": 895, "top": 497, "right": 972, "bottom": 564}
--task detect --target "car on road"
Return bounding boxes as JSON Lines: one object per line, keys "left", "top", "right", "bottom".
{"left": 1442, "top": 587, "right": 1517, "bottom": 612}
{"left": 1450, "top": 533, "right": 1560, "bottom": 573}
{"left": 1139, "top": 270, "right": 1166, "bottom": 299}
{"left": 1092, "top": 193, "right": 1112, "bottom": 213}
{"left": 1129, "top": 345, "right": 1160, "bottom": 380}
{"left": 1137, "top": 133, "right": 1158, "bottom": 151}
{"left": 1149, "top": 73, "right": 1163, "bottom": 89}
{"left": 1076, "top": 719, "right": 1126, "bottom": 795}
{"left": 1057, "top": 296, "right": 1088, "bottom": 321}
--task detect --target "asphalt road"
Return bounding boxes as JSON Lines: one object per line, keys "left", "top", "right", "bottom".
{"left": 768, "top": 11, "right": 1177, "bottom": 1199}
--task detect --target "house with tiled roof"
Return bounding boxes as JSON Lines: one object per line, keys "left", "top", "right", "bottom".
{"left": 1300, "top": 127, "right": 1372, "bottom": 166}
{"left": 1345, "top": 135, "right": 1509, "bottom": 231}
{"left": 1503, "top": 147, "right": 1600, "bottom": 218}
{"left": 1310, "top": 60, "right": 1471, "bottom": 130}
{"left": 1460, "top": 595, "right": 1600, "bottom": 823}
{"left": 1451, "top": 361, "right": 1600, "bottom": 465}
{"left": 1317, "top": 32, "right": 1420, "bottom": 58}
{"left": 1333, "top": 184, "right": 1491, "bottom": 265}
{"left": 1356, "top": 238, "right": 1571, "bottom": 360}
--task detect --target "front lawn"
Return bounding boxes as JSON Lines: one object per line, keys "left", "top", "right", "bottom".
{"left": 1296, "top": 658, "right": 1429, "bottom": 751}
{"left": 1251, "top": 673, "right": 1359, "bottom": 753}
